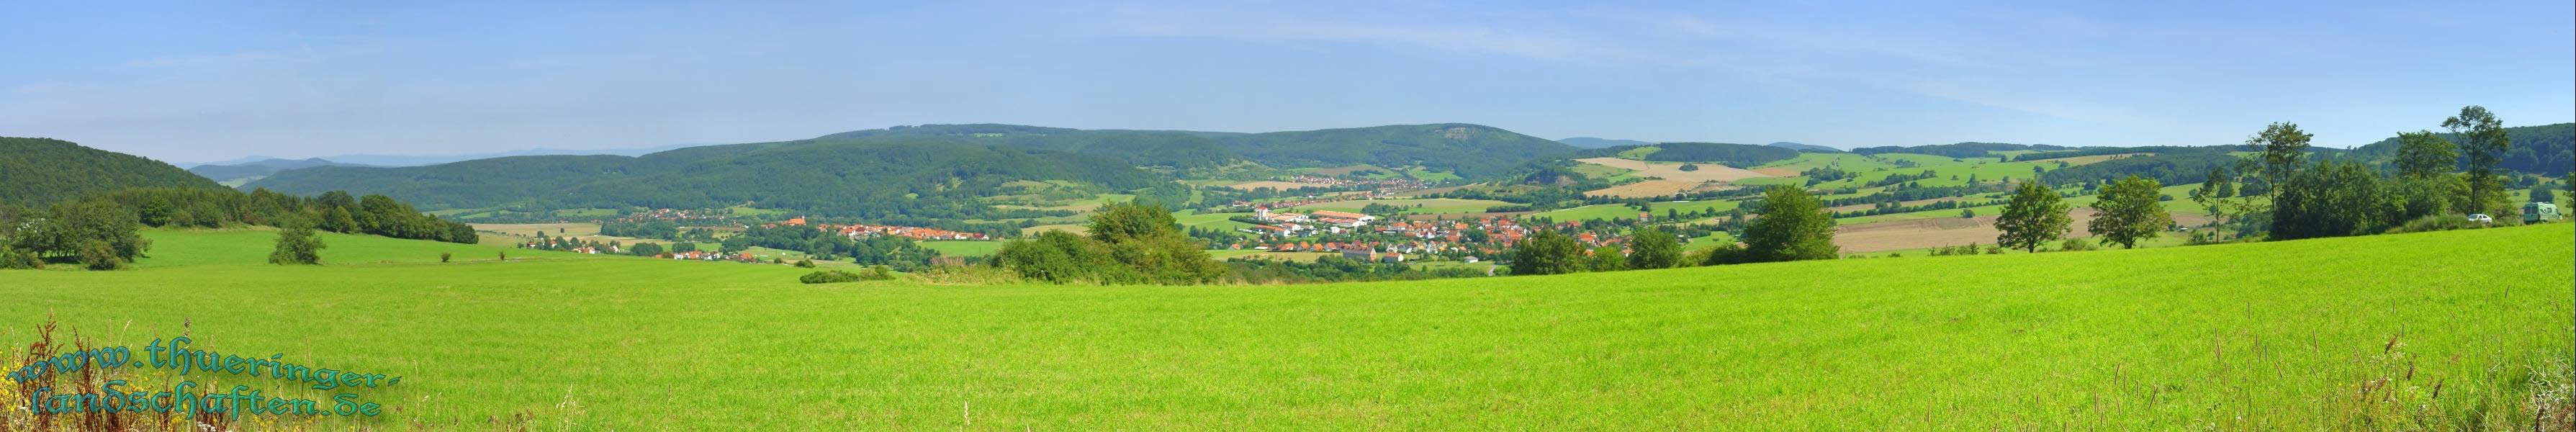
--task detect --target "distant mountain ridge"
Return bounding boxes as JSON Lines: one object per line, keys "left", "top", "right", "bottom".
{"left": 186, "top": 158, "right": 377, "bottom": 186}
{"left": 186, "top": 144, "right": 705, "bottom": 168}
{"left": 819, "top": 123, "right": 1575, "bottom": 178}
{"left": 0, "top": 137, "right": 225, "bottom": 206}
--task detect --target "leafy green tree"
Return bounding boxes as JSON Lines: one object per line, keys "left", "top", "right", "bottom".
{"left": 1624, "top": 226, "right": 1680, "bottom": 269}
{"left": 2271, "top": 160, "right": 2394, "bottom": 240}
{"left": 2392, "top": 130, "right": 2459, "bottom": 179}
{"left": 1087, "top": 200, "right": 1180, "bottom": 244}
{"left": 2443, "top": 106, "right": 2512, "bottom": 215}
{"left": 629, "top": 242, "right": 664, "bottom": 257}
{"left": 1588, "top": 245, "right": 1625, "bottom": 271}
{"left": 1678, "top": 163, "right": 1701, "bottom": 172}
{"left": 49, "top": 199, "right": 150, "bottom": 263}
{"left": 1994, "top": 180, "right": 2071, "bottom": 253}
{"left": 266, "top": 219, "right": 326, "bottom": 265}
{"left": 2243, "top": 122, "right": 2312, "bottom": 202}
{"left": 2088, "top": 176, "right": 2173, "bottom": 248}
{"left": 320, "top": 207, "right": 359, "bottom": 233}
{"left": 2534, "top": 186, "right": 2556, "bottom": 204}
{"left": 1509, "top": 230, "right": 1585, "bottom": 275}
{"left": 1741, "top": 186, "right": 1837, "bottom": 262}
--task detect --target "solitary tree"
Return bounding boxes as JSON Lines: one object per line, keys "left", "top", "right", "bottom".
{"left": 267, "top": 219, "right": 326, "bottom": 265}
{"left": 1741, "top": 186, "right": 1837, "bottom": 262}
{"left": 2244, "top": 122, "right": 2312, "bottom": 202}
{"left": 1994, "top": 180, "right": 2071, "bottom": 253}
{"left": 2089, "top": 176, "right": 2174, "bottom": 248}
{"left": 2392, "top": 130, "right": 2458, "bottom": 179}
{"left": 1625, "top": 226, "right": 1681, "bottom": 269}
{"left": 1509, "top": 230, "right": 1585, "bottom": 275}
{"left": 2443, "top": 106, "right": 2512, "bottom": 215}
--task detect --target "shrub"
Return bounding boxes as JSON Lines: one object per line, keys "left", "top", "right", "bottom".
{"left": 2059, "top": 238, "right": 2099, "bottom": 252}
{"left": 268, "top": 221, "right": 326, "bottom": 265}
{"left": 0, "top": 246, "right": 43, "bottom": 269}
{"left": 2387, "top": 215, "right": 2482, "bottom": 234}
{"left": 794, "top": 258, "right": 816, "bottom": 269}
{"left": 77, "top": 239, "right": 122, "bottom": 270}
{"left": 800, "top": 270, "right": 863, "bottom": 284}
{"left": 440, "top": 252, "right": 452, "bottom": 263}
{"left": 801, "top": 266, "right": 896, "bottom": 284}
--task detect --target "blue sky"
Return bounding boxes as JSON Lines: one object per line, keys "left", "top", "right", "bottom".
{"left": 3, "top": 1, "right": 2569, "bottom": 163}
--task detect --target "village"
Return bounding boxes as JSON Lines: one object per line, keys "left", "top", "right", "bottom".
{"left": 1224, "top": 205, "right": 1669, "bottom": 264}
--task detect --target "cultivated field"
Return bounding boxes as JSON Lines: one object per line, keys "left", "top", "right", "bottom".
{"left": 1583, "top": 179, "right": 1710, "bottom": 198}
{"left": 1, "top": 225, "right": 2567, "bottom": 429}
{"left": 1575, "top": 157, "right": 1770, "bottom": 183}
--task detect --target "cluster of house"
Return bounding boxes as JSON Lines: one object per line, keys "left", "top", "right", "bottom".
{"left": 1241, "top": 208, "right": 1379, "bottom": 236}
{"left": 668, "top": 250, "right": 760, "bottom": 262}
{"left": 767, "top": 217, "right": 992, "bottom": 240}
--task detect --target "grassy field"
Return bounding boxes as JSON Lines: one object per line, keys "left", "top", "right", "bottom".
{"left": 1, "top": 225, "right": 2567, "bottom": 429}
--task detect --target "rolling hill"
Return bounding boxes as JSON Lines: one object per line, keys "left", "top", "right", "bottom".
{"left": 0, "top": 136, "right": 225, "bottom": 206}
{"left": 2350, "top": 122, "right": 2574, "bottom": 176}
{"left": 1199, "top": 123, "right": 1576, "bottom": 178}
{"left": 1557, "top": 137, "right": 1654, "bottom": 148}
{"left": 186, "top": 157, "right": 377, "bottom": 186}
{"left": 247, "top": 136, "right": 1161, "bottom": 220}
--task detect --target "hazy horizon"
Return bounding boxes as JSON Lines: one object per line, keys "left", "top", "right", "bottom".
{"left": 6, "top": 1, "right": 2571, "bottom": 163}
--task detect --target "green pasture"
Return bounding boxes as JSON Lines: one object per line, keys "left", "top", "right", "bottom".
{"left": 1, "top": 225, "right": 2567, "bottom": 429}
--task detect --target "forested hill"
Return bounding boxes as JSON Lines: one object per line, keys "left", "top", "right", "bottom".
{"left": 0, "top": 137, "right": 224, "bottom": 206}
{"left": 186, "top": 158, "right": 374, "bottom": 184}
{"left": 1199, "top": 123, "right": 1575, "bottom": 178}
{"left": 246, "top": 137, "right": 1160, "bottom": 220}
{"left": 815, "top": 124, "right": 1240, "bottom": 169}
{"left": 820, "top": 122, "right": 1577, "bottom": 178}
{"left": 2350, "top": 122, "right": 2574, "bottom": 176}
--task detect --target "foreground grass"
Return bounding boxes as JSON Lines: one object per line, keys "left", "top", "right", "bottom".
{"left": 1, "top": 225, "right": 2568, "bottom": 429}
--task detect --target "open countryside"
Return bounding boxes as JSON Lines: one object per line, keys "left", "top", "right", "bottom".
{"left": 2, "top": 2, "right": 2571, "bottom": 430}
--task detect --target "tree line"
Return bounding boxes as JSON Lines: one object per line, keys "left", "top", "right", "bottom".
{"left": 1, "top": 187, "right": 475, "bottom": 270}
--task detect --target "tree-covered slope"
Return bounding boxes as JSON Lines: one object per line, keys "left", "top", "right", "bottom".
{"left": 185, "top": 158, "right": 376, "bottom": 184}
{"left": 0, "top": 137, "right": 223, "bottom": 206}
{"left": 816, "top": 124, "right": 1241, "bottom": 169}
{"left": 246, "top": 137, "right": 1160, "bottom": 218}
{"left": 2351, "top": 122, "right": 2573, "bottom": 176}
{"left": 1202, "top": 123, "right": 1575, "bottom": 177}
{"left": 1557, "top": 137, "right": 1653, "bottom": 148}
{"left": 819, "top": 122, "right": 1578, "bottom": 178}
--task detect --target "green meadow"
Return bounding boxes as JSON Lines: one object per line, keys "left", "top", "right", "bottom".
{"left": 1, "top": 225, "right": 2568, "bottom": 429}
